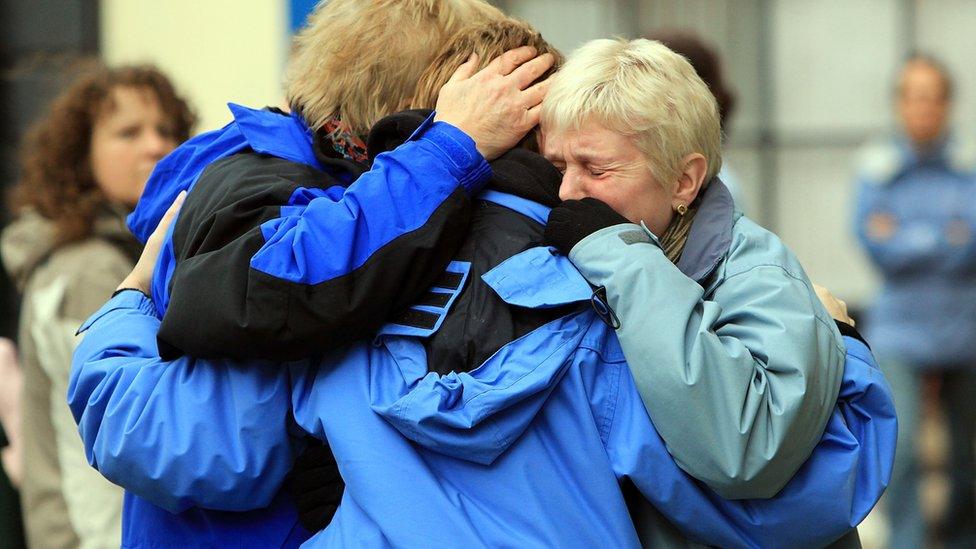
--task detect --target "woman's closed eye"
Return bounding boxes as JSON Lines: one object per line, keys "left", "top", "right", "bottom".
{"left": 117, "top": 125, "right": 141, "bottom": 139}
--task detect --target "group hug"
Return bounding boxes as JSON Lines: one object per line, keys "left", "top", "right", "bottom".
{"left": 63, "top": 0, "right": 896, "bottom": 547}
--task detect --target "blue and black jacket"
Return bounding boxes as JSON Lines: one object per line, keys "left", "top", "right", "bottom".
{"left": 130, "top": 105, "right": 490, "bottom": 361}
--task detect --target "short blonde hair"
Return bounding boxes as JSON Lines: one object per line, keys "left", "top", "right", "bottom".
{"left": 541, "top": 38, "right": 722, "bottom": 186}
{"left": 411, "top": 18, "right": 562, "bottom": 110}
{"left": 285, "top": 0, "right": 502, "bottom": 135}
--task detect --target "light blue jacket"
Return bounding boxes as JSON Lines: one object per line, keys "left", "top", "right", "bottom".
{"left": 569, "top": 181, "right": 848, "bottom": 500}
{"left": 854, "top": 134, "right": 976, "bottom": 367}
{"left": 70, "top": 200, "right": 895, "bottom": 548}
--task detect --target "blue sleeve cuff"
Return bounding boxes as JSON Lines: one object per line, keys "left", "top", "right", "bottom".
{"left": 408, "top": 112, "right": 492, "bottom": 195}
{"left": 76, "top": 290, "right": 160, "bottom": 335}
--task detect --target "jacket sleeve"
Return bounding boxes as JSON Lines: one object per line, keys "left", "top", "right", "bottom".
{"left": 570, "top": 222, "right": 845, "bottom": 499}
{"left": 605, "top": 334, "right": 894, "bottom": 548}
{"left": 158, "top": 118, "right": 491, "bottom": 361}
{"left": 68, "top": 290, "right": 300, "bottom": 513}
{"left": 853, "top": 178, "right": 918, "bottom": 275}
{"left": 853, "top": 178, "right": 976, "bottom": 276}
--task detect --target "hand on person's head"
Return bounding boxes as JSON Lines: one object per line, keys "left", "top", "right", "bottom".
{"left": 117, "top": 191, "right": 186, "bottom": 295}
{"left": 434, "top": 46, "right": 555, "bottom": 160}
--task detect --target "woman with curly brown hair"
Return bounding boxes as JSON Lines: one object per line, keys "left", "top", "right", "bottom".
{"left": 0, "top": 63, "right": 194, "bottom": 549}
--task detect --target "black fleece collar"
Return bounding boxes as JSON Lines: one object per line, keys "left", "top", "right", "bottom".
{"left": 367, "top": 109, "right": 561, "bottom": 207}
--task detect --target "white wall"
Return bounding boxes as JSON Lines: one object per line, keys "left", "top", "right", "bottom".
{"left": 100, "top": 0, "right": 289, "bottom": 132}
{"left": 768, "top": 0, "right": 899, "bottom": 305}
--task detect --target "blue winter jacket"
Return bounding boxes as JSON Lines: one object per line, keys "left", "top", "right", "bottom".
{"left": 74, "top": 103, "right": 492, "bottom": 547}
{"left": 70, "top": 105, "right": 895, "bottom": 547}
{"left": 71, "top": 248, "right": 895, "bottom": 548}
{"left": 854, "top": 134, "right": 976, "bottom": 367}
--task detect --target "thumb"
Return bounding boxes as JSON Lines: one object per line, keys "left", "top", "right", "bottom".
{"left": 150, "top": 191, "right": 187, "bottom": 243}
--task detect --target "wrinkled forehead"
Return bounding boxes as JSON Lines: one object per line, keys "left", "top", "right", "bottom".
{"left": 540, "top": 119, "right": 639, "bottom": 161}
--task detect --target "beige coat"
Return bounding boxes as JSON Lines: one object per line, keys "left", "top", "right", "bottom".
{"left": 2, "top": 207, "right": 139, "bottom": 549}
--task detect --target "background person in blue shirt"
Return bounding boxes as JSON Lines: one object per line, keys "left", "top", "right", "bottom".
{"left": 854, "top": 54, "right": 976, "bottom": 549}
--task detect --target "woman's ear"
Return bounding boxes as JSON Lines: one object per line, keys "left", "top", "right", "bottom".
{"left": 673, "top": 153, "right": 708, "bottom": 206}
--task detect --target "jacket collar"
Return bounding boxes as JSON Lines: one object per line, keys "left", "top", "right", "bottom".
{"left": 230, "top": 104, "right": 369, "bottom": 182}
{"left": 228, "top": 104, "right": 323, "bottom": 170}
{"left": 675, "top": 177, "right": 736, "bottom": 284}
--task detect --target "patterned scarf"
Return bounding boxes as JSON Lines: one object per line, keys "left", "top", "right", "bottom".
{"left": 659, "top": 203, "right": 699, "bottom": 264}
{"left": 320, "top": 116, "right": 368, "bottom": 164}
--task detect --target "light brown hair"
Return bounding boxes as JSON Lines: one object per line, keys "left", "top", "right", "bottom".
{"left": 11, "top": 64, "right": 195, "bottom": 244}
{"left": 285, "top": 0, "right": 503, "bottom": 136}
{"left": 410, "top": 18, "right": 563, "bottom": 110}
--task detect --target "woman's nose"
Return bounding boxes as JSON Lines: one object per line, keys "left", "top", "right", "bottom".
{"left": 143, "top": 130, "right": 173, "bottom": 160}
{"left": 558, "top": 172, "right": 584, "bottom": 201}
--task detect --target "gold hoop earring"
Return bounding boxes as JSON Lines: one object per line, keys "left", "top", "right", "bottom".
{"left": 675, "top": 203, "right": 688, "bottom": 216}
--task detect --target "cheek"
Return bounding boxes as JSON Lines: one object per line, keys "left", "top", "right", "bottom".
{"left": 589, "top": 188, "right": 628, "bottom": 214}
{"left": 634, "top": 188, "right": 676, "bottom": 234}
{"left": 89, "top": 139, "right": 116, "bottom": 182}
{"left": 610, "top": 181, "right": 670, "bottom": 226}
{"left": 89, "top": 138, "right": 141, "bottom": 200}
{"left": 591, "top": 180, "right": 643, "bottom": 218}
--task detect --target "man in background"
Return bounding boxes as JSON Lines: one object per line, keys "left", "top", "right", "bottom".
{"left": 854, "top": 55, "right": 976, "bottom": 549}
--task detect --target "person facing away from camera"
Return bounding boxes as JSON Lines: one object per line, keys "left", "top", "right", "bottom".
{"left": 64, "top": 0, "right": 560, "bottom": 546}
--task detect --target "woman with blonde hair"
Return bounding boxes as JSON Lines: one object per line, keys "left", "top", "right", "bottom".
{"left": 538, "top": 38, "right": 889, "bottom": 544}
{"left": 1, "top": 63, "right": 194, "bottom": 549}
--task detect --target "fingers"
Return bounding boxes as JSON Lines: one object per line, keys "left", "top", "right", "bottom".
{"left": 148, "top": 191, "right": 187, "bottom": 244}
{"left": 510, "top": 53, "right": 556, "bottom": 90}
{"left": 525, "top": 102, "right": 543, "bottom": 128}
{"left": 813, "top": 283, "right": 853, "bottom": 324}
{"left": 521, "top": 79, "right": 551, "bottom": 127}
{"left": 487, "top": 46, "right": 538, "bottom": 76}
{"left": 162, "top": 191, "right": 187, "bottom": 224}
{"left": 167, "top": 190, "right": 187, "bottom": 215}
{"left": 521, "top": 79, "right": 550, "bottom": 111}
{"left": 447, "top": 53, "right": 479, "bottom": 84}
{"left": 0, "top": 338, "right": 16, "bottom": 363}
